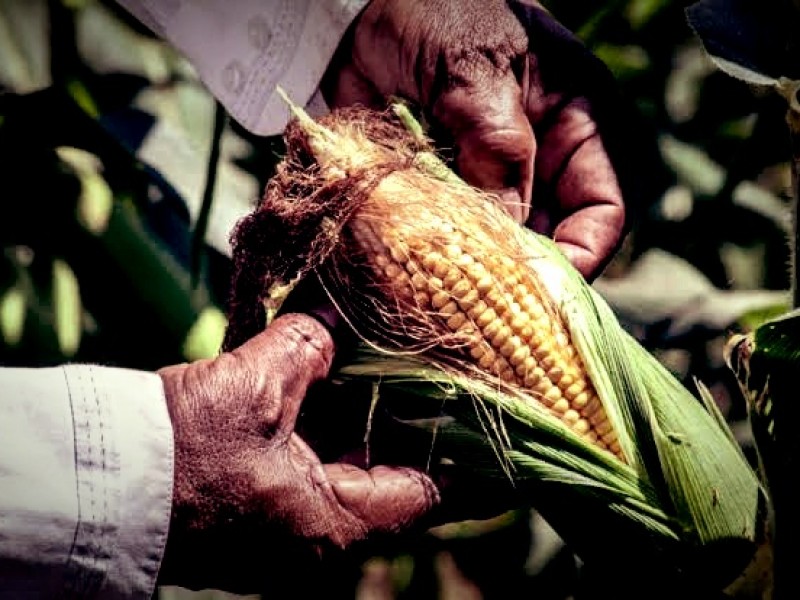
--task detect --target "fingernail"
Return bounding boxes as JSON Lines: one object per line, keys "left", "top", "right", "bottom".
{"left": 496, "top": 188, "right": 526, "bottom": 223}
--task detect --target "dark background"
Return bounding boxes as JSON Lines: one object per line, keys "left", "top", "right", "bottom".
{"left": 0, "top": 0, "right": 791, "bottom": 598}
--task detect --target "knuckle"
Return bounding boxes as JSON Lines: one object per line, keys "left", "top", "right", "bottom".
{"left": 274, "top": 314, "right": 335, "bottom": 370}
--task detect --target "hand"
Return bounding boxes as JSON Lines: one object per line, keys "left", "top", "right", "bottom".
{"left": 155, "top": 313, "right": 439, "bottom": 593}
{"left": 321, "top": 0, "right": 633, "bottom": 280}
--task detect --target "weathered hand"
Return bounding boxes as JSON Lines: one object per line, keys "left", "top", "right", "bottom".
{"left": 322, "top": 0, "right": 631, "bottom": 279}
{"left": 155, "top": 313, "right": 439, "bottom": 593}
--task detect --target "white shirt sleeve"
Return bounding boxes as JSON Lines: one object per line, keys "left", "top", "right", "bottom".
{"left": 0, "top": 365, "right": 173, "bottom": 599}
{"left": 114, "top": 0, "right": 370, "bottom": 136}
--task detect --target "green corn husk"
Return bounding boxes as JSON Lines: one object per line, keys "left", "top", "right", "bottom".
{"left": 227, "top": 90, "right": 766, "bottom": 591}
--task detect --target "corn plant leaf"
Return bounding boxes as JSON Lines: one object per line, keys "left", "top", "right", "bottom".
{"left": 658, "top": 135, "right": 791, "bottom": 232}
{"left": 56, "top": 147, "right": 114, "bottom": 235}
{"left": 592, "top": 43, "right": 650, "bottom": 81}
{"left": 724, "top": 308, "right": 800, "bottom": 596}
{"left": 75, "top": 2, "right": 180, "bottom": 85}
{"left": 752, "top": 308, "right": 800, "bottom": 362}
{"left": 593, "top": 248, "right": 790, "bottom": 340}
{"left": 726, "top": 309, "right": 800, "bottom": 492}
{"left": 182, "top": 305, "right": 227, "bottom": 361}
{"left": 0, "top": 285, "right": 26, "bottom": 347}
{"left": 625, "top": 0, "right": 670, "bottom": 30}
{"left": 52, "top": 259, "right": 82, "bottom": 358}
{"left": 686, "top": 0, "right": 800, "bottom": 84}
{"left": 0, "top": 0, "right": 50, "bottom": 94}
{"left": 664, "top": 44, "right": 717, "bottom": 124}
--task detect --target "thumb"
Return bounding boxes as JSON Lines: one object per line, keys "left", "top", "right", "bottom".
{"left": 321, "top": 61, "right": 384, "bottom": 110}
{"left": 232, "top": 313, "right": 335, "bottom": 432}
{"left": 325, "top": 464, "right": 440, "bottom": 534}
{"left": 432, "top": 66, "right": 535, "bottom": 223}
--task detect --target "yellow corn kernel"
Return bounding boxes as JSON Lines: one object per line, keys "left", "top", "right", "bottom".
{"left": 352, "top": 219, "right": 624, "bottom": 462}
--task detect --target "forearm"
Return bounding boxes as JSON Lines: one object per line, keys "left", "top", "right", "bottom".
{"left": 0, "top": 366, "right": 173, "bottom": 599}
{"left": 115, "top": 0, "right": 370, "bottom": 135}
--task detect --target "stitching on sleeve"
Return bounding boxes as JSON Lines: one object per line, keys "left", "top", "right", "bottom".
{"left": 62, "top": 366, "right": 82, "bottom": 597}
{"left": 89, "top": 366, "right": 111, "bottom": 597}
{"left": 61, "top": 366, "right": 112, "bottom": 599}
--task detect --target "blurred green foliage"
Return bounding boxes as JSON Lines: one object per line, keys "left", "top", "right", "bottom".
{"left": 1, "top": 0, "right": 796, "bottom": 598}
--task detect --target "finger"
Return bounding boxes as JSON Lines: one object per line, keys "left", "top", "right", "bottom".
{"left": 551, "top": 155, "right": 625, "bottom": 281}
{"left": 232, "top": 313, "right": 335, "bottom": 432}
{"left": 555, "top": 207, "right": 625, "bottom": 281}
{"left": 510, "top": 3, "right": 640, "bottom": 278}
{"left": 276, "top": 273, "right": 353, "bottom": 349}
{"left": 321, "top": 61, "right": 385, "bottom": 110}
{"left": 432, "top": 68, "right": 536, "bottom": 223}
{"left": 325, "top": 463, "right": 440, "bottom": 535}
{"left": 529, "top": 97, "right": 625, "bottom": 279}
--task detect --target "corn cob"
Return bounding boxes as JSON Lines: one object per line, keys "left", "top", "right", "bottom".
{"left": 228, "top": 93, "right": 763, "bottom": 586}
{"left": 348, "top": 203, "right": 623, "bottom": 461}
{"left": 269, "top": 94, "right": 624, "bottom": 461}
